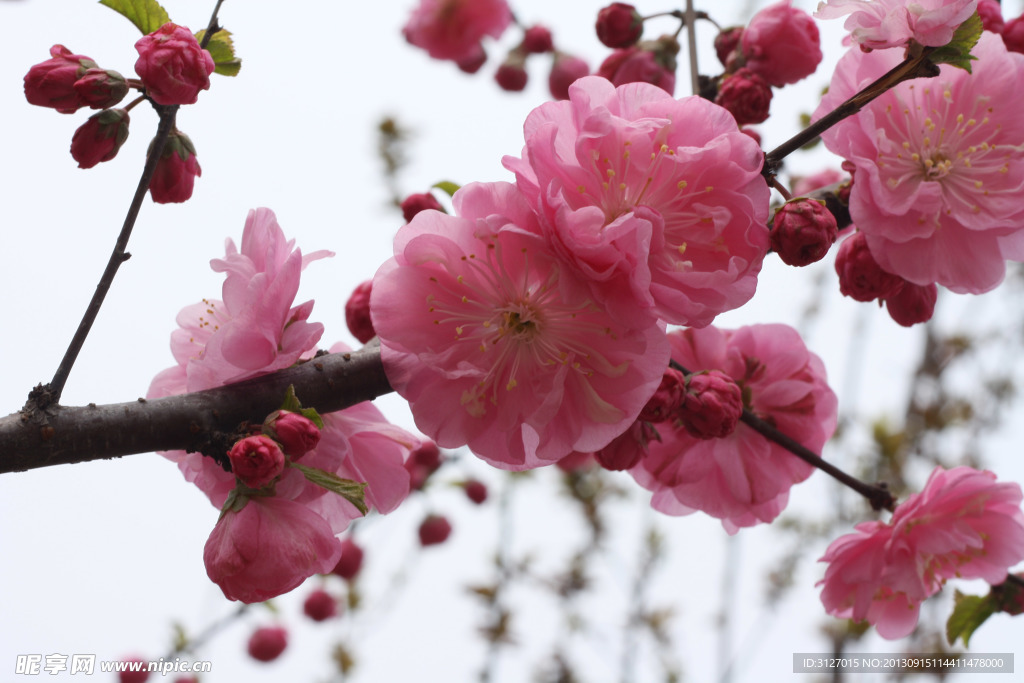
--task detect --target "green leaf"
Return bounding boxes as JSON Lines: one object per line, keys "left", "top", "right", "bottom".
{"left": 929, "top": 12, "right": 983, "bottom": 73}
{"left": 98, "top": 0, "right": 171, "bottom": 36}
{"left": 196, "top": 29, "right": 242, "bottom": 77}
{"left": 432, "top": 181, "right": 461, "bottom": 198}
{"left": 276, "top": 385, "right": 323, "bottom": 429}
{"left": 946, "top": 589, "right": 998, "bottom": 647}
{"left": 291, "top": 463, "right": 368, "bottom": 515}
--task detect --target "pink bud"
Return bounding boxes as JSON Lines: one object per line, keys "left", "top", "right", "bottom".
{"left": 596, "top": 3, "right": 644, "bottom": 48}
{"left": 303, "top": 588, "right": 338, "bottom": 622}
{"left": 548, "top": 53, "right": 589, "bottom": 100}
{"left": 1003, "top": 17, "right": 1024, "bottom": 54}
{"left": 677, "top": 370, "right": 743, "bottom": 440}
{"left": 978, "top": 0, "right": 1005, "bottom": 34}
{"left": 134, "top": 23, "right": 215, "bottom": 106}
{"left": 521, "top": 25, "right": 554, "bottom": 54}
{"left": 228, "top": 435, "right": 285, "bottom": 489}
{"left": 73, "top": 68, "right": 128, "bottom": 109}
{"left": 405, "top": 440, "right": 443, "bottom": 490}
{"left": 264, "top": 410, "right": 321, "bottom": 459}
{"left": 770, "top": 198, "right": 838, "bottom": 266}
{"left": 23, "top": 45, "right": 96, "bottom": 113}
{"left": 464, "top": 479, "right": 488, "bottom": 504}
{"left": 835, "top": 232, "right": 904, "bottom": 302}
{"left": 884, "top": 282, "right": 937, "bottom": 327}
{"left": 117, "top": 657, "right": 149, "bottom": 683}
{"left": 331, "top": 538, "right": 365, "bottom": 580}
{"left": 247, "top": 626, "right": 288, "bottom": 662}
{"left": 345, "top": 280, "right": 376, "bottom": 344}
{"left": 418, "top": 514, "right": 452, "bottom": 547}
{"left": 70, "top": 109, "right": 130, "bottom": 169}
{"left": 495, "top": 54, "right": 528, "bottom": 92}
{"left": 638, "top": 367, "right": 686, "bottom": 423}
{"left": 715, "top": 68, "right": 772, "bottom": 125}
{"left": 594, "top": 420, "right": 656, "bottom": 471}
{"left": 598, "top": 36, "right": 678, "bottom": 95}
{"left": 741, "top": 0, "right": 822, "bottom": 87}
{"left": 148, "top": 130, "right": 201, "bottom": 204}
{"left": 400, "top": 192, "right": 443, "bottom": 223}
{"left": 714, "top": 27, "right": 744, "bottom": 67}
{"left": 456, "top": 44, "right": 488, "bottom": 74}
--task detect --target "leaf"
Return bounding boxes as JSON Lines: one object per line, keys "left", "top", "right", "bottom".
{"left": 290, "top": 463, "right": 368, "bottom": 515}
{"left": 929, "top": 12, "right": 983, "bottom": 73}
{"left": 195, "top": 29, "right": 242, "bottom": 77}
{"left": 98, "top": 0, "right": 171, "bottom": 36}
{"left": 277, "top": 385, "right": 324, "bottom": 429}
{"left": 432, "top": 181, "right": 461, "bottom": 198}
{"left": 946, "top": 589, "right": 997, "bottom": 647}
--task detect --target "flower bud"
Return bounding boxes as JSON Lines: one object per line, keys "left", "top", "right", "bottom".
{"left": 638, "top": 367, "right": 686, "bottom": 423}
{"left": 596, "top": 3, "right": 644, "bottom": 48}
{"left": 418, "top": 514, "right": 452, "bottom": 547}
{"left": 714, "top": 27, "right": 744, "bottom": 68}
{"left": 331, "top": 538, "right": 365, "bottom": 580}
{"left": 117, "top": 657, "right": 149, "bottom": 683}
{"left": 23, "top": 45, "right": 96, "bottom": 113}
{"left": 303, "top": 588, "right": 338, "bottom": 622}
{"left": 549, "top": 53, "right": 589, "bottom": 100}
{"left": 148, "top": 130, "right": 201, "bottom": 204}
{"left": 247, "top": 626, "right": 288, "bottom": 662}
{"left": 405, "top": 440, "right": 444, "bottom": 490}
{"left": 1003, "top": 17, "right": 1024, "bottom": 54}
{"left": 495, "top": 52, "right": 528, "bottom": 92}
{"left": 598, "top": 35, "right": 678, "bottom": 95}
{"left": 677, "top": 370, "right": 743, "bottom": 440}
{"left": 70, "top": 108, "right": 130, "bottom": 169}
{"left": 835, "top": 232, "right": 904, "bottom": 302}
{"left": 134, "top": 23, "right": 215, "bottom": 106}
{"left": 884, "top": 282, "right": 937, "bottom": 327}
{"left": 464, "top": 479, "right": 488, "bottom": 504}
{"left": 978, "top": 0, "right": 1005, "bottom": 34}
{"left": 992, "top": 573, "right": 1024, "bottom": 616}
{"left": 741, "top": 0, "right": 822, "bottom": 87}
{"left": 521, "top": 25, "right": 554, "bottom": 54}
{"left": 345, "top": 280, "right": 376, "bottom": 344}
{"left": 770, "top": 198, "right": 838, "bottom": 266}
{"left": 228, "top": 435, "right": 285, "bottom": 489}
{"left": 715, "top": 68, "right": 772, "bottom": 125}
{"left": 73, "top": 68, "right": 128, "bottom": 109}
{"left": 594, "top": 420, "right": 656, "bottom": 471}
{"left": 456, "top": 44, "right": 488, "bottom": 74}
{"left": 264, "top": 410, "right": 320, "bottom": 459}
{"left": 400, "top": 192, "right": 443, "bottom": 223}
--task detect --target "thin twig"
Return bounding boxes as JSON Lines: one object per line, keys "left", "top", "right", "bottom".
{"left": 684, "top": 0, "right": 699, "bottom": 96}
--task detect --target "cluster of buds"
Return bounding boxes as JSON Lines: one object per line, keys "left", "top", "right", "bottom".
{"left": 835, "top": 232, "right": 937, "bottom": 327}
{"left": 595, "top": 2, "right": 678, "bottom": 97}
{"left": 496, "top": 22, "right": 591, "bottom": 100}
{"left": 711, "top": 0, "right": 822, "bottom": 126}
{"left": 22, "top": 22, "right": 216, "bottom": 203}
{"left": 226, "top": 409, "right": 322, "bottom": 490}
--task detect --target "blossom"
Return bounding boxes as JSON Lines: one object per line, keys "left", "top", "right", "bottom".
{"left": 770, "top": 198, "right": 839, "bottom": 266}
{"left": 371, "top": 181, "right": 670, "bottom": 469}
{"left": 741, "top": 0, "right": 822, "bottom": 87}
{"left": 816, "top": 32, "right": 1024, "bottom": 293}
{"left": 714, "top": 68, "right": 773, "bottom": 126}
{"left": 403, "top": 0, "right": 511, "bottom": 63}
{"left": 814, "top": 0, "right": 978, "bottom": 51}
{"left": 676, "top": 369, "right": 743, "bottom": 439}
{"left": 134, "top": 23, "right": 215, "bottom": 106}
{"left": 503, "top": 76, "right": 770, "bottom": 328}
{"left": 23, "top": 45, "right": 97, "bottom": 113}
{"left": 149, "top": 131, "right": 202, "bottom": 204}
{"left": 264, "top": 410, "right": 321, "bottom": 459}
{"left": 819, "top": 466, "right": 1024, "bottom": 639}
{"left": 204, "top": 496, "right": 343, "bottom": 603}
{"left": 227, "top": 435, "right": 286, "bottom": 489}
{"left": 629, "top": 325, "right": 837, "bottom": 533}
{"left": 70, "top": 109, "right": 130, "bottom": 169}
{"left": 596, "top": 3, "right": 644, "bottom": 48}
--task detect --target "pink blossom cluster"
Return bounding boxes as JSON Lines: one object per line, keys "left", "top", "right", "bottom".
{"left": 819, "top": 466, "right": 1024, "bottom": 638}
{"left": 816, "top": 32, "right": 1024, "bottom": 295}
{"left": 815, "top": 0, "right": 977, "bottom": 51}
{"left": 149, "top": 209, "right": 416, "bottom": 602}
{"left": 373, "top": 77, "right": 778, "bottom": 471}
{"left": 403, "top": 0, "right": 511, "bottom": 70}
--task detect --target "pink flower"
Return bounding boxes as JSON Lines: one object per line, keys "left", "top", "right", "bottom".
{"left": 714, "top": 67, "right": 773, "bottom": 126}
{"left": 134, "top": 23, "right": 215, "bottom": 106}
{"left": 70, "top": 109, "right": 130, "bottom": 169}
{"left": 503, "top": 76, "right": 770, "bottom": 328}
{"left": 814, "top": 0, "right": 977, "bottom": 51}
{"left": 403, "top": 0, "right": 511, "bottom": 63}
{"left": 204, "top": 496, "right": 343, "bottom": 603}
{"left": 819, "top": 466, "right": 1024, "bottom": 639}
{"left": 371, "top": 181, "right": 670, "bottom": 469}
{"left": 23, "top": 45, "right": 95, "bottom": 113}
{"left": 741, "top": 0, "right": 822, "bottom": 87}
{"left": 630, "top": 325, "right": 837, "bottom": 533}
{"left": 816, "top": 32, "right": 1024, "bottom": 293}
{"left": 227, "top": 435, "right": 286, "bottom": 489}
{"left": 148, "top": 130, "right": 201, "bottom": 204}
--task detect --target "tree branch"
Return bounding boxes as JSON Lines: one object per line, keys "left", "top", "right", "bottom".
{"left": 1, "top": 345, "right": 392, "bottom": 475}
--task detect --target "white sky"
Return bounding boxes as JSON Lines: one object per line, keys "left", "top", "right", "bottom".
{"left": 2, "top": 0, "right": 1023, "bottom": 681}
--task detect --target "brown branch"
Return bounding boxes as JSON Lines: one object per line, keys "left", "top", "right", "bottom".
{"left": 1, "top": 346, "right": 391, "bottom": 475}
